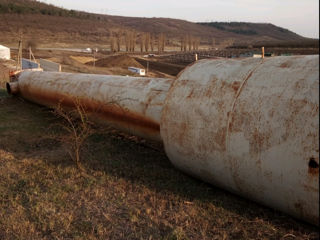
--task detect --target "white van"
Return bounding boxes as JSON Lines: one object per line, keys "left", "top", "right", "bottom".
{"left": 128, "top": 67, "right": 146, "bottom": 76}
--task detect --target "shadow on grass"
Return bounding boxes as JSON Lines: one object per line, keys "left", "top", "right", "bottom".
{"left": 82, "top": 132, "right": 318, "bottom": 232}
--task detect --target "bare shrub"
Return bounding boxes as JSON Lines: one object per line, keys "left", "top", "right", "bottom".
{"left": 51, "top": 99, "right": 95, "bottom": 171}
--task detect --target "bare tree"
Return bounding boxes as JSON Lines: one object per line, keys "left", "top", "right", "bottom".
{"left": 211, "top": 38, "right": 215, "bottom": 50}
{"left": 150, "top": 34, "right": 154, "bottom": 52}
{"left": 116, "top": 31, "right": 122, "bottom": 52}
{"left": 139, "top": 34, "right": 144, "bottom": 52}
{"left": 110, "top": 35, "right": 116, "bottom": 52}
{"left": 125, "top": 30, "right": 130, "bottom": 52}
{"left": 131, "top": 31, "right": 136, "bottom": 52}
{"left": 183, "top": 35, "right": 187, "bottom": 52}
{"left": 195, "top": 37, "right": 200, "bottom": 50}
{"left": 188, "top": 35, "right": 192, "bottom": 51}
{"left": 157, "top": 33, "right": 166, "bottom": 53}
{"left": 144, "top": 33, "right": 150, "bottom": 52}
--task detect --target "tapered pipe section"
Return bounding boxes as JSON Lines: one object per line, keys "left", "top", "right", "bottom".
{"left": 7, "top": 71, "right": 172, "bottom": 141}
{"left": 161, "top": 55, "right": 319, "bottom": 225}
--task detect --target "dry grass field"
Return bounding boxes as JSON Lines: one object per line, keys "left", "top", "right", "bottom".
{"left": 0, "top": 87, "right": 319, "bottom": 240}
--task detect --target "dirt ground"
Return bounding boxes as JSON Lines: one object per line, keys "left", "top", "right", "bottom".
{"left": 8, "top": 48, "right": 179, "bottom": 78}
{"left": 0, "top": 55, "right": 319, "bottom": 239}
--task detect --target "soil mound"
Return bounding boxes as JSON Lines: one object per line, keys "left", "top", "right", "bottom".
{"left": 134, "top": 58, "right": 185, "bottom": 76}
{"left": 88, "top": 55, "right": 144, "bottom": 69}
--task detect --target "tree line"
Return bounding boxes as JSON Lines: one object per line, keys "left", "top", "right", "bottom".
{"left": 109, "top": 30, "right": 206, "bottom": 53}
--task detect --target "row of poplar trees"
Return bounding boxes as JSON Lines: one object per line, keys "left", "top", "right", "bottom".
{"left": 110, "top": 31, "right": 166, "bottom": 53}
{"left": 109, "top": 31, "right": 201, "bottom": 53}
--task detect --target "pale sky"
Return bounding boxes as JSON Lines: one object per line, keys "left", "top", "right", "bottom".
{"left": 41, "top": 0, "right": 319, "bottom": 38}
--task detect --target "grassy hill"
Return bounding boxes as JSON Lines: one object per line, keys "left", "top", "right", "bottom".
{"left": 0, "top": 0, "right": 314, "bottom": 48}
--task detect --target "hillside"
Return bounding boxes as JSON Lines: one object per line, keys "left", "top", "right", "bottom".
{"left": 0, "top": 0, "right": 310, "bottom": 48}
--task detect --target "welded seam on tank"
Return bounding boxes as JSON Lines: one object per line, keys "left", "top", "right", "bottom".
{"left": 225, "top": 59, "right": 266, "bottom": 147}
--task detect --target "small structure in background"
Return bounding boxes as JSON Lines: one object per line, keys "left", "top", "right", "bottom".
{"left": 239, "top": 52, "right": 254, "bottom": 58}
{"left": 0, "top": 44, "right": 10, "bottom": 60}
{"left": 143, "top": 54, "right": 156, "bottom": 58}
{"left": 40, "top": 59, "right": 61, "bottom": 72}
{"left": 84, "top": 48, "right": 92, "bottom": 53}
{"left": 128, "top": 66, "right": 145, "bottom": 76}
{"left": 253, "top": 54, "right": 263, "bottom": 58}
{"left": 22, "top": 58, "right": 41, "bottom": 70}
{"left": 264, "top": 52, "right": 275, "bottom": 57}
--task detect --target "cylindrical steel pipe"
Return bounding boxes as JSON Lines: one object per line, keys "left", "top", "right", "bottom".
{"left": 8, "top": 71, "right": 172, "bottom": 141}
{"left": 161, "top": 55, "right": 319, "bottom": 225}
{"left": 7, "top": 55, "right": 319, "bottom": 225}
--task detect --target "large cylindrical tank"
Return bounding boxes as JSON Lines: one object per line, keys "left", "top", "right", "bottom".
{"left": 161, "top": 55, "right": 319, "bottom": 225}
{"left": 7, "top": 71, "right": 172, "bottom": 141}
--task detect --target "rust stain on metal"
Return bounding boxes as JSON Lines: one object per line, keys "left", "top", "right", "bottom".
{"left": 308, "top": 168, "right": 319, "bottom": 175}
{"left": 23, "top": 87, "right": 160, "bottom": 138}
{"left": 280, "top": 62, "right": 291, "bottom": 68}
{"left": 213, "top": 127, "right": 227, "bottom": 151}
{"left": 231, "top": 81, "right": 241, "bottom": 92}
{"left": 142, "top": 90, "right": 163, "bottom": 115}
{"left": 252, "top": 128, "right": 264, "bottom": 150}
{"left": 177, "top": 122, "right": 188, "bottom": 145}
{"left": 187, "top": 89, "right": 194, "bottom": 98}
{"left": 303, "top": 184, "right": 318, "bottom": 193}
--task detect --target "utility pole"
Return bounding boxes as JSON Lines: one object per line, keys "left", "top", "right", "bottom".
{"left": 93, "top": 48, "right": 98, "bottom": 68}
{"left": 93, "top": 49, "right": 95, "bottom": 68}
{"left": 17, "top": 36, "right": 23, "bottom": 71}
{"left": 29, "top": 46, "right": 36, "bottom": 62}
{"left": 146, "top": 61, "right": 149, "bottom": 75}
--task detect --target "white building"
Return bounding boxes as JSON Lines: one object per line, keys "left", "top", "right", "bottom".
{"left": 0, "top": 45, "right": 10, "bottom": 60}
